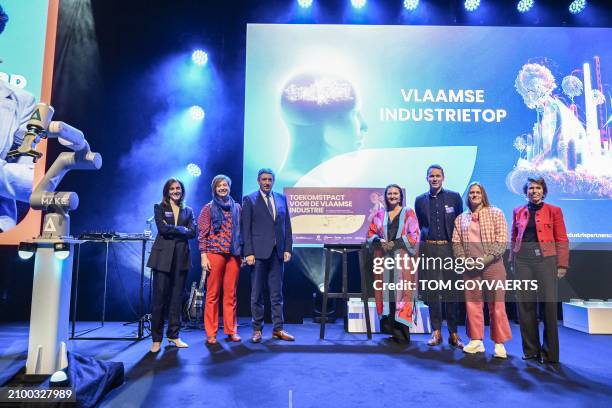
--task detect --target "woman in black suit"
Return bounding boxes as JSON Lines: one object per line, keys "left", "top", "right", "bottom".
{"left": 147, "top": 178, "right": 196, "bottom": 352}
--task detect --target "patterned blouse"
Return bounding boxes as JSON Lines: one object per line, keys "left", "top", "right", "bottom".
{"left": 197, "top": 202, "right": 239, "bottom": 254}
{"left": 452, "top": 206, "right": 508, "bottom": 260}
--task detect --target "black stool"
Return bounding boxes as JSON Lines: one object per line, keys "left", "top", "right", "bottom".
{"left": 319, "top": 243, "right": 372, "bottom": 339}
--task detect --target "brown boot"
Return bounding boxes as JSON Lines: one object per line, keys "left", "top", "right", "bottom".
{"left": 448, "top": 332, "right": 464, "bottom": 349}
{"left": 427, "top": 330, "right": 442, "bottom": 346}
{"left": 251, "top": 330, "right": 263, "bottom": 343}
{"left": 272, "top": 330, "right": 295, "bottom": 341}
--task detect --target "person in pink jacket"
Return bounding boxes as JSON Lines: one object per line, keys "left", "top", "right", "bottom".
{"left": 452, "top": 182, "right": 512, "bottom": 359}
{"left": 367, "top": 184, "right": 420, "bottom": 344}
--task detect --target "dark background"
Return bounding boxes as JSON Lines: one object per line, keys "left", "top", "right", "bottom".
{"left": 1, "top": 0, "right": 611, "bottom": 323}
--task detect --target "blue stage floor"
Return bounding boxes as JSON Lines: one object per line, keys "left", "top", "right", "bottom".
{"left": 2, "top": 320, "right": 612, "bottom": 407}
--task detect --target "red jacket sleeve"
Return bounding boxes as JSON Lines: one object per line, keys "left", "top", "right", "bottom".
{"left": 509, "top": 207, "right": 519, "bottom": 262}
{"left": 552, "top": 206, "right": 569, "bottom": 268}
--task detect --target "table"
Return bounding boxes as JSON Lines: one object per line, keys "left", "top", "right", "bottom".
{"left": 70, "top": 236, "right": 152, "bottom": 341}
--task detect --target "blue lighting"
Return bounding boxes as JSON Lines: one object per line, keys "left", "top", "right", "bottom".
{"left": 186, "top": 163, "right": 202, "bottom": 177}
{"left": 464, "top": 0, "right": 480, "bottom": 12}
{"left": 517, "top": 0, "right": 534, "bottom": 13}
{"left": 191, "top": 49, "right": 208, "bottom": 66}
{"left": 297, "top": 0, "right": 313, "bottom": 8}
{"left": 403, "top": 0, "right": 419, "bottom": 11}
{"left": 55, "top": 250, "right": 70, "bottom": 260}
{"left": 54, "top": 242, "right": 70, "bottom": 260}
{"left": 351, "top": 0, "right": 366, "bottom": 10}
{"left": 18, "top": 242, "right": 36, "bottom": 260}
{"left": 189, "top": 105, "right": 205, "bottom": 121}
{"left": 18, "top": 250, "right": 34, "bottom": 260}
{"left": 569, "top": 0, "right": 586, "bottom": 14}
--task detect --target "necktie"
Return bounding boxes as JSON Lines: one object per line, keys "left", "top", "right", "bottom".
{"left": 265, "top": 193, "right": 275, "bottom": 220}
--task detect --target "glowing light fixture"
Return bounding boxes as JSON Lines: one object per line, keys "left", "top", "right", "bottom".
{"left": 569, "top": 0, "right": 586, "bottom": 14}
{"left": 403, "top": 0, "right": 419, "bottom": 11}
{"left": 187, "top": 163, "right": 202, "bottom": 177}
{"left": 54, "top": 242, "right": 70, "bottom": 260}
{"left": 351, "top": 0, "right": 367, "bottom": 10}
{"left": 191, "top": 49, "right": 208, "bottom": 66}
{"left": 464, "top": 0, "right": 481, "bottom": 12}
{"left": 297, "top": 0, "right": 313, "bottom": 8}
{"left": 18, "top": 242, "right": 36, "bottom": 260}
{"left": 189, "top": 105, "right": 205, "bottom": 121}
{"left": 517, "top": 0, "right": 534, "bottom": 13}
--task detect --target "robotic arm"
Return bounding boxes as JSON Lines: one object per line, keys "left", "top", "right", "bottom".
{"left": 8, "top": 103, "right": 102, "bottom": 237}
{"left": 10, "top": 103, "right": 104, "bottom": 375}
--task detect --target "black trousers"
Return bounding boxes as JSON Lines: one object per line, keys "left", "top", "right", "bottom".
{"left": 422, "top": 244, "right": 460, "bottom": 333}
{"left": 515, "top": 255, "right": 559, "bottom": 362}
{"left": 151, "top": 254, "right": 188, "bottom": 342}
{"left": 380, "top": 302, "right": 411, "bottom": 343}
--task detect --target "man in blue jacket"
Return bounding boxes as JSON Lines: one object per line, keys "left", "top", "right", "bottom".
{"left": 242, "top": 168, "right": 294, "bottom": 343}
{"left": 414, "top": 164, "right": 464, "bottom": 348}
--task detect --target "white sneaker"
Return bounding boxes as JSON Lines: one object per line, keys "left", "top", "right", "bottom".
{"left": 494, "top": 343, "right": 507, "bottom": 359}
{"left": 463, "top": 339, "right": 485, "bottom": 354}
{"left": 168, "top": 338, "right": 189, "bottom": 348}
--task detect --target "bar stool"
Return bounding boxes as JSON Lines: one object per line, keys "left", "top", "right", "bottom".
{"left": 319, "top": 243, "right": 372, "bottom": 339}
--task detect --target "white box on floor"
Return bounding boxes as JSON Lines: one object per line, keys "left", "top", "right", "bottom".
{"left": 347, "top": 298, "right": 380, "bottom": 333}
{"left": 562, "top": 301, "right": 612, "bottom": 334}
{"left": 346, "top": 299, "right": 431, "bottom": 334}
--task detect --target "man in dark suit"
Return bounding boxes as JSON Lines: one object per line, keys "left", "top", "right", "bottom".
{"left": 414, "top": 164, "right": 464, "bottom": 348}
{"left": 242, "top": 168, "right": 294, "bottom": 343}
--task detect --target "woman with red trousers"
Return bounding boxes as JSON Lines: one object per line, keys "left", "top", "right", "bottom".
{"left": 198, "top": 175, "right": 242, "bottom": 345}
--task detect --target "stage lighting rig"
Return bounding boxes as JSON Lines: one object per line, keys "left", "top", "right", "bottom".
{"left": 517, "top": 0, "right": 534, "bottom": 13}
{"left": 569, "top": 0, "right": 586, "bottom": 14}
{"left": 187, "top": 163, "right": 202, "bottom": 177}
{"left": 403, "top": 0, "right": 419, "bottom": 11}
{"left": 351, "top": 0, "right": 366, "bottom": 10}
{"left": 297, "top": 0, "right": 313, "bottom": 9}
{"left": 189, "top": 105, "right": 205, "bottom": 121}
{"left": 191, "top": 49, "right": 208, "bottom": 66}
{"left": 464, "top": 0, "right": 481, "bottom": 12}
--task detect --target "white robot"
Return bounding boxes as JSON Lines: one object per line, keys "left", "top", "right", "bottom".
{"left": 9, "top": 103, "right": 102, "bottom": 375}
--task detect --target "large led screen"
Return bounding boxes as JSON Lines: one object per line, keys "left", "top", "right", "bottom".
{"left": 244, "top": 24, "right": 612, "bottom": 244}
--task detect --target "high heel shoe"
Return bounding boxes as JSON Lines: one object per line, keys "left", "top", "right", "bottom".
{"left": 150, "top": 342, "right": 161, "bottom": 353}
{"left": 206, "top": 336, "right": 217, "bottom": 345}
{"left": 168, "top": 338, "right": 189, "bottom": 348}
{"left": 227, "top": 334, "right": 241, "bottom": 342}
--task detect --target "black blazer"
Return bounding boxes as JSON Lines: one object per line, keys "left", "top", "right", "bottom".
{"left": 241, "top": 190, "right": 293, "bottom": 260}
{"left": 146, "top": 203, "right": 196, "bottom": 272}
{"left": 414, "top": 189, "right": 463, "bottom": 242}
